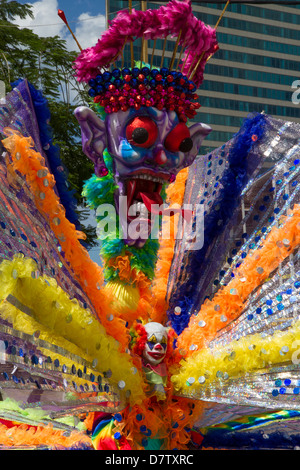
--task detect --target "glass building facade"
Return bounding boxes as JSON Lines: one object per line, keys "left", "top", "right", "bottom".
{"left": 106, "top": 1, "right": 300, "bottom": 153}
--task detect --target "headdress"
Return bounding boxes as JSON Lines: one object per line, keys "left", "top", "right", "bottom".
{"left": 72, "top": 0, "right": 228, "bottom": 122}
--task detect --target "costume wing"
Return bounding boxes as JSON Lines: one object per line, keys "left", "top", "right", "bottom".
{"left": 169, "top": 115, "right": 300, "bottom": 448}
{"left": 166, "top": 112, "right": 284, "bottom": 332}
{"left": 0, "top": 80, "right": 144, "bottom": 449}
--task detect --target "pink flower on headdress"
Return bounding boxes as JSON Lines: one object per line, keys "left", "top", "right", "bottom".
{"left": 143, "top": 9, "right": 166, "bottom": 40}
{"left": 109, "top": 8, "right": 144, "bottom": 37}
{"left": 73, "top": 0, "right": 218, "bottom": 88}
{"left": 159, "top": 0, "right": 193, "bottom": 38}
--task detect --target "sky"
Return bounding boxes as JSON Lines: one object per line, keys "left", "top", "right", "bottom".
{"left": 15, "top": 0, "right": 107, "bottom": 51}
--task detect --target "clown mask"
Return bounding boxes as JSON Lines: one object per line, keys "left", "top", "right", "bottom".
{"left": 142, "top": 322, "right": 168, "bottom": 367}
{"left": 75, "top": 106, "right": 211, "bottom": 247}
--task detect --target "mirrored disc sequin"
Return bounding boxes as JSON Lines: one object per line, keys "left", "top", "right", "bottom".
{"left": 118, "top": 380, "right": 126, "bottom": 389}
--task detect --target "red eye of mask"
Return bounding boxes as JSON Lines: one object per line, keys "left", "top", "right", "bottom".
{"left": 126, "top": 116, "right": 158, "bottom": 148}
{"left": 164, "top": 123, "right": 193, "bottom": 153}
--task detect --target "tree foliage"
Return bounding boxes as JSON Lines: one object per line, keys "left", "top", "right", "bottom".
{"left": 0, "top": 0, "right": 97, "bottom": 246}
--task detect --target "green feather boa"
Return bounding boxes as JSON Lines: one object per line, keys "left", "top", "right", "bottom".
{"left": 83, "top": 149, "right": 165, "bottom": 283}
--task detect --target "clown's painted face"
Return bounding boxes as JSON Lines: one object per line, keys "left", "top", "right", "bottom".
{"left": 142, "top": 322, "right": 168, "bottom": 366}
{"left": 75, "top": 106, "right": 211, "bottom": 247}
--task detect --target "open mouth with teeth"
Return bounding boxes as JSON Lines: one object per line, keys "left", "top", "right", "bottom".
{"left": 126, "top": 171, "right": 169, "bottom": 219}
{"left": 115, "top": 170, "right": 170, "bottom": 246}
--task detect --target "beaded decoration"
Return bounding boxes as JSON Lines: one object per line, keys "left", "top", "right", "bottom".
{"left": 88, "top": 66, "right": 200, "bottom": 122}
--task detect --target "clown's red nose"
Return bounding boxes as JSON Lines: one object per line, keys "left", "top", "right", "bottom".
{"left": 155, "top": 149, "right": 167, "bottom": 165}
{"left": 154, "top": 343, "right": 163, "bottom": 350}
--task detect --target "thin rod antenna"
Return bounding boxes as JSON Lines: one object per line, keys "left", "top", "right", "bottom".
{"left": 169, "top": 29, "right": 182, "bottom": 70}
{"left": 160, "top": 36, "right": 168, "bottom": 68}
{"left": 129, "top": 0, "right": 134, "bottom": 67}
{"left": 57, "top": 9, "right": 82, "bottom": 51}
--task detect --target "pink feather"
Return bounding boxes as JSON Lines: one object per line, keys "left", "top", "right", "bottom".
{"left": 73, "top": 0, "right": 218, "bottom": 87}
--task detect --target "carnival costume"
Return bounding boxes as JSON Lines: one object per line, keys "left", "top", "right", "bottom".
{"left": 0, "top": 0, "right": 300, "bottom": 450}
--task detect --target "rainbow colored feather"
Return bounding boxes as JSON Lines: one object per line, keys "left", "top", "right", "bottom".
{"left": 92, "top": 413, "right": 132, "bottom": 450}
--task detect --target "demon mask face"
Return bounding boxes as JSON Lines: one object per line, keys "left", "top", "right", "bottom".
{"left": 142, "top": 322, "right": 168, "bottom": 367}
{"left": 75, "top": 105, "right": 211, "bottom": 247}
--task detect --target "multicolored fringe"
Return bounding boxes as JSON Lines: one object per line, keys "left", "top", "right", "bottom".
{"left": 0, "top": 418, "right": 92, "bottom": 450}
{"left": 0, "top": 398, "right": 91, "bottom": 450}
{"left": 92, "top": 412, "right": 132, "bottom": 450}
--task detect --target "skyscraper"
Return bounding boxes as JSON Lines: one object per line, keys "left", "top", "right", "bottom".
{"left": 106, "top": 1, "right": 300, "bottom": 153}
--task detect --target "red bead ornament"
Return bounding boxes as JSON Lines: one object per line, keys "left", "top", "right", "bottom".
{"left": 99, "top": 166, "right": 109, "bottom": 177}
{"left": 88, "top": 67, "right": 201, "bottom": 119}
